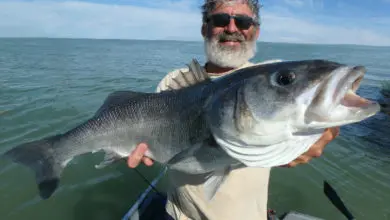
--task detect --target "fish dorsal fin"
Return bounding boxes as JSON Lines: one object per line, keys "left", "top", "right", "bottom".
{"left": 164, "top": 59, "right": 210, "bottom": 90}
{"left": 94, "top": 90, "right": 145, "bottom": 116}
{"left": 187, "top": 59, "right": 210, "bottom": 83}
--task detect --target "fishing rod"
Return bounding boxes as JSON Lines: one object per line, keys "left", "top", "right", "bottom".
{"left": 323, "top": 181, "right": 355, "bottom": 220}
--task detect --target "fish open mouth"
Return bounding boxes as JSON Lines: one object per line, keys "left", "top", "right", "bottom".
{"left": 305, "top": 65, "right": 380, "bottom": 126}
{"left": 334, "top": 66, "right": 372, "bottom": 108}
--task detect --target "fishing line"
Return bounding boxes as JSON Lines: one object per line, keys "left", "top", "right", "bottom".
{"left": 133, "top": 166, "right": 166, "bottom": 197}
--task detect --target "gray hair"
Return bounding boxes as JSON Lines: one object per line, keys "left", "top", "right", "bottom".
{"left": 201, "top": 0, "right": 261, "bottom": 24}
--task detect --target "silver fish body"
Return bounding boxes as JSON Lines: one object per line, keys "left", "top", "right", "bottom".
{"left": 1, "top": 59, "right": 380, "bottom": 200}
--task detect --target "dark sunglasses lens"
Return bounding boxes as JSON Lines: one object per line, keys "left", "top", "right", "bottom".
{"left": 234, "top": 16, "right": 254, "bottom": 29}
{"left": 211, "top": 14, "right": 231, "bottom": 27}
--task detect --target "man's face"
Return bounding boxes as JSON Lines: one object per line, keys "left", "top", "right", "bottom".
{"left": 203, "top": 2, "right": 260, "bottom": 68}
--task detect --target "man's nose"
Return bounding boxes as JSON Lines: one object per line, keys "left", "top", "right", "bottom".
{"left": 225, "top": 18, "right": 239, "bottom": 33}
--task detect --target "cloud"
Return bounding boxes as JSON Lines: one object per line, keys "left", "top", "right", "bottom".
{"left": 0, "top": 0, "right": 390, "bottom": 46}
{"left": 0, "top": 1, "right": 202, "bottom": 40}
{"left": 260, "top": 12, "right": 390, "bottom": 46}
{"left": 283, "top": 0, "right": 306, "bottom": 7}
{"left": 282, "top": 0, "right": 321, "bottom": 9}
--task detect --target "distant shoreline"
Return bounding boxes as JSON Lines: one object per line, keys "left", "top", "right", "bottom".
{"left": 1, "top": 36, "right": 389, "bottom": 48}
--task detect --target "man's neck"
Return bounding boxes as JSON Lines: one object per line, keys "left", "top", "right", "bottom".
{"left": 204, "top": 62, "right": 235, "bottom": 75}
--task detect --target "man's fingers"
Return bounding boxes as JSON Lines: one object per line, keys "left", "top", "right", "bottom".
{"left": 304, "top": 146, "right": 323, "bottom": 158}
{"left": 285, "top": 155, "right": 311, "bottom": 167}
{"left": 284, "top": 161, "right": 297, "bottom": 168}
{"left": 142, "top": 157, "right": 154, "bottom": 167}
{"left": 321, "top": 127, "right": 340, "bottom": 143}
{"left": 330, "top": 127, "right": 340, "bottom": 137}
{"left": 127, "top": 152, "right": 141, "bottom": 168}
{"left": 127, "top": 143, "right": 149, "bottom": 168}
{"left": 303, "top": 127, "right": 340, "bottom": 158}
{"left": 295, "top": 155, "right": 311, "bottom": 164}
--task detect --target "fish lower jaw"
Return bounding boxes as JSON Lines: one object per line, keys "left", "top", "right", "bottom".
{"left": 334, "top": 90, "right": 380, "bottom": 120}
{"left": 339, "top": 90, "right": 373, "bottom": 108}
{"left": 304, "top": 102, "right": 380, "bottom": 129}
{"left": 305, "top": 89, "right": 380, "bottom": 128}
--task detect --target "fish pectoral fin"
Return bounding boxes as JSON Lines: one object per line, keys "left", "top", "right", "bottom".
{"left": 94, "top": 151, "right": 123, "bottom": 169}
{"left": 166, "top": 144, "right": 202, "bottom": 167}
{"left": 203, "top": 167, "right": 231, "bottom": 201}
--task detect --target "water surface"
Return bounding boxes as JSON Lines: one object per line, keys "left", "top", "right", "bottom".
{"left": 0, "top": 38, "right": 389, "bottom": 220}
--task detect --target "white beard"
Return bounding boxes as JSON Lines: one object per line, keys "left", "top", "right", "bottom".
{"left": 204, "top": 37, "right": 257, "bottom": 68}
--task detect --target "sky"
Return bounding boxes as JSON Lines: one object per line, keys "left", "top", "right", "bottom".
{"left": 0, "top": 0, "right": 390, "bottom": 46}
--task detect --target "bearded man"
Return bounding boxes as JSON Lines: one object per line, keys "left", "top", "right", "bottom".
{"left": 127, "top": 1, "right": 340, "bottom": 219}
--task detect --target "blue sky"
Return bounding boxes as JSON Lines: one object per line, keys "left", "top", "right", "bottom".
{"left": 0, "top": 0, "right": 390, "bottom": 46}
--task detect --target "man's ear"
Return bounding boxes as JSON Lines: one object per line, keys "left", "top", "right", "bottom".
{"left": 255, "top": 26, "right": 260, "bottom": 39}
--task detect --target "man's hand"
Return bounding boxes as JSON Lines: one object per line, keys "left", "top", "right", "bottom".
{"left": 282, "top": 127, "right": 340, "bottom": 168}
{"left": 127, "top": 143, "right": 154, "bottom": 168}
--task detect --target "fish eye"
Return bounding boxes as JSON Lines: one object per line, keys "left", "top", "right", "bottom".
{"left": 276, "top": 70, "right": 296, "bottom": 86}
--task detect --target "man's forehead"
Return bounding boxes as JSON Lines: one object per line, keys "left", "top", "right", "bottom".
{"left": 210, "top": 0, "right": 254, "bottom": 13}
{"left": 208, "top": 0, "right": 251, "bottom": 3}
{"left": 212, "top": 0, "right": 251, "bottom": 6}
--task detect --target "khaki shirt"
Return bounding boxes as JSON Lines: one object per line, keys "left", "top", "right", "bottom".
{"left": 156, "top": 59, "right": 282, "bottom": 220}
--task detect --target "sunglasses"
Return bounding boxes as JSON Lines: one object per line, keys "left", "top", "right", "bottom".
{"left": 206, "top": 13, "right": 259, "bottom": 30}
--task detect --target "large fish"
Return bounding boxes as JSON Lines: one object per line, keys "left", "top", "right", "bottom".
{"left": 1, "top": 59, "right": 379, "bottom": 200}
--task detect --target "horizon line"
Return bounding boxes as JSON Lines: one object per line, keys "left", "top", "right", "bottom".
{"left": 1, "top": 36, "right": 389, "bottom": 48}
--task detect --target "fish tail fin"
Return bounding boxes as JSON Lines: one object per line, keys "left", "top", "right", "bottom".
{"left": 3, "top": 135, "right": 63, "bottom": 199}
